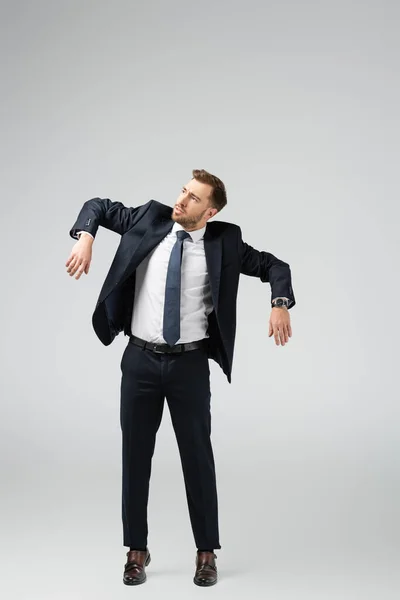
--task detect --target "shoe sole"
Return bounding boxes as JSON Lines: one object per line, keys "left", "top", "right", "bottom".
{"left": 123, "top": 553, "right": 151, "bottom": 585}
{"left": 193, "top": 577, "right": 218, "bottom": 587}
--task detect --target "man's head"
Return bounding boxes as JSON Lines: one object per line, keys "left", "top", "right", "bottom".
{"left": 172, "top": 169, "right": 227, "bottom": 231}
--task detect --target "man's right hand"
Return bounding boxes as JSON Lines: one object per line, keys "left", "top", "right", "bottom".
{"left": 65, "top": 234, "right": 93, "bottom": 280}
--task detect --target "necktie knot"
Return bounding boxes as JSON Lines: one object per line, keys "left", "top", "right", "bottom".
{"left": 176, "top": 230, "right": 191, "bottom": 242}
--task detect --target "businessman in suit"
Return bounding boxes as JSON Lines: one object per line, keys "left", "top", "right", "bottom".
{"left": 66, "top": 169, "right": 295, "bottom": 586}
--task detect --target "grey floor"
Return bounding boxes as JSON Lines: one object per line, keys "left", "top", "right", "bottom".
{"left": 3, "top": 447, "right": 399, "bottom": 600}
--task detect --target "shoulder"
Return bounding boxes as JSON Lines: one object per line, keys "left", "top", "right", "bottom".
{"left": 207, "top": 220, "right": 240, "bottom": 231}
{"left": 149, "top": 199, "right": 173, "bottom": 214}
{"left": 207, "top": 220, "right": 241, "bottom": 237}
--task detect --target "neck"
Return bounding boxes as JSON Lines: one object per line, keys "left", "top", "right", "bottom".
{"left": 185, "top": 225, "right": 203, "bottom": 232}
{"left": 177, "top": 221, "right": 206, "bottom": 232}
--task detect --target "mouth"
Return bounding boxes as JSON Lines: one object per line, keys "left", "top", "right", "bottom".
{"left": 175, "top": 206, "right": 184, "bottom": 215}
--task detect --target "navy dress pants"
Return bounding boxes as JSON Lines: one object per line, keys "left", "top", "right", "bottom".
{"left": 119, "top": 339, "right": 221, "bottom": 550}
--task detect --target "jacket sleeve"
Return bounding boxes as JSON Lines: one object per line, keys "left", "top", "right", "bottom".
{"left": 238, "top": 227, "right": 296, "bottom": 308}
{"left": 69, "top": 198, "right": 153, "bottom": 240}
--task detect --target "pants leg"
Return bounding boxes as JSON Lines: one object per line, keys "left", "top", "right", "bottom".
{"left": 164, "top": 347, "right": 221, "bottom": 550}
{"left": 120, "top": 342, "right": 165, "bottom": 548}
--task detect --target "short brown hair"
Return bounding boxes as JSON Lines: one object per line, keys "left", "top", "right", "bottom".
{"left": 192, "top": 169, "right": 227, "bottom": 212}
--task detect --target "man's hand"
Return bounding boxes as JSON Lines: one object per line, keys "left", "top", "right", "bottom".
{"left": 268, "top": 307, "right": 292, "bottom": 346}
{"left": 65, "top": 234, "right": 93, "bottom": 280}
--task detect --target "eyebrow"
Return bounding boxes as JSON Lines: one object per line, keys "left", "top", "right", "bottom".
{"left": 183, "top": 186, "right": 201, "bottom": 201}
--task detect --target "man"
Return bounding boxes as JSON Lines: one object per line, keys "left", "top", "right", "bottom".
{"left": 65, "top": 169, "right": 295, "bottom": 587}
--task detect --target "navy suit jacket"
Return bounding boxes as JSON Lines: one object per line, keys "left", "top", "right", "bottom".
{"left": 69, "top": 198, "right": 296, "bottom": 383}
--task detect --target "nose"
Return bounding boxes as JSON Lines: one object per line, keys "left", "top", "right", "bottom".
{"left": 180, "top": 193, "right": 189, "bottom": 206}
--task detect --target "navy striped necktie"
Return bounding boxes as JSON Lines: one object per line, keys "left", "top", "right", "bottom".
{"left": 163, "top": 230, "right": 191, "bottom": 346}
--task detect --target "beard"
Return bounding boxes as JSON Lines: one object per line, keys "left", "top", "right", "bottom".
{"left": 172, "top": 207, "right": 208, "bottom": 229}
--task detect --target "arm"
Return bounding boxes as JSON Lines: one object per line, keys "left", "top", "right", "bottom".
{"left": 66, "top": 198, "right": 151, "bottom": 280}
{"left": 238, "top": 229, "right": 296, "bottom": 309}
{"left": 69, "top": 197, "right": 152, "bottom": 240}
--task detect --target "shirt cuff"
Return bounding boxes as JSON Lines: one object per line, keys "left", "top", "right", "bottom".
{"left": 77, "top": 231, "right": 94, "bottom": 240}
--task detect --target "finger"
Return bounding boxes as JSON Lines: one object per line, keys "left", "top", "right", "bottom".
{"left": 75, "top": 264, "right": 85, "bottom": 280}
{"left": 70, "top": 257, "right": 82, "bottom": 276}
{"left": 66, "top": 257, "right": 75, "bottom": 272}
{"left": 84, "top": 263, "right": 89, "bottom": 274}
{"left": 268, "top": 321, "right": 273, "bottom": 336}
{"left": 67, "top": 257, "right": 78, "bottom": 274}
{"left": 69, "top": 263, "right": 78, "bottom": 276}
{"left": 65, "top": 255, "right": 74, "bottom": 267}
{"left": 274, "top": 327, "right": 280, "bottom": 346}
{"left": 288, "top": 323, "right": 292, "bottom": 337}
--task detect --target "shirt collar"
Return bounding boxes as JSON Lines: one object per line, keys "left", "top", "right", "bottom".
{"left": 172, "top": 220, "right": 206, "bottom": 243}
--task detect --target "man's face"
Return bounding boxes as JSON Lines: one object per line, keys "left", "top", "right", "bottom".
{"left": 172, "top": 179, "right": 218, "bottom": 230}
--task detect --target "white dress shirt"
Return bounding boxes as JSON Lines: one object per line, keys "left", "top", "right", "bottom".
{"left": 77, "top": 224, "right": 214, "bottom": 344}
{"left": 131, "top": 222, "right": 213, "bottom": 343}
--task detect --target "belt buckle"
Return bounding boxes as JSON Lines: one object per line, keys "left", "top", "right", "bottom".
{"left": 152, "top": 343, "right": 165, "bottom": 354}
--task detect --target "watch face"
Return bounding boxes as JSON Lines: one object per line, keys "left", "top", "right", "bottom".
{"left": 273, "top": 299, "right": 287, "bottom": 307}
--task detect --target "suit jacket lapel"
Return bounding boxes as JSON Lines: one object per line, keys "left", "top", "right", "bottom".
{"left": 204, "top": 225, "right": 222, "bottom": 313}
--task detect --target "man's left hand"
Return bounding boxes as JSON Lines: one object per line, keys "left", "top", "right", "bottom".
{"left": 268, "top": 307, "right": 292, "bottom": 346}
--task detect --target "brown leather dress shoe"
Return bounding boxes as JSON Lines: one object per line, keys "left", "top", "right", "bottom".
{"left": 193, "top": 551, "right": 218, "bottom": 586}
{"left": 123, "top": 549, "right": 151, "bottom": 585}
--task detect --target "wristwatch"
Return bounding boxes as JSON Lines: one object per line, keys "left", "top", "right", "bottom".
{"left": 271, "top": 297, "right": 290, "bottom": 308}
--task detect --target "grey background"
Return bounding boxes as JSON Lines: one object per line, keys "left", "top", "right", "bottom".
{"left": 1, "top": 0, "right": 399, "bottom": 598}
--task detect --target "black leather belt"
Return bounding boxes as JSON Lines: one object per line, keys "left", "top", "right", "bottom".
{"left": 129, "top": 334, "right": 208, "bottom": 354}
